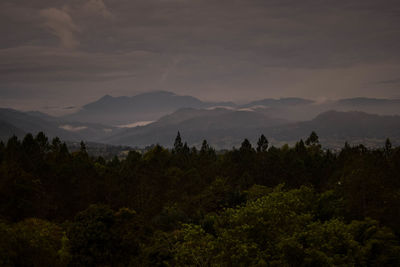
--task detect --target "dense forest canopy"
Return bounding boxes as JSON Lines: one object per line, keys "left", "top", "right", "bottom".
{"left": 1, "top": 132, "right": 400, "bottom": 266}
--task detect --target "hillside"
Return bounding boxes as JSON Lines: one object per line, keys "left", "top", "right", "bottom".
{"left": 103, "top": 109, "right": 400, "bottom": 148}
{"left": 60, "top": 91, "right": 400, "bottom": 126}
{"left": 0, "top": 108, "right": 120, "bottom": 142}
{"left": 270, "top": 110, "right": 400, "bottom": 146}
{"left": 103, "top": 108, "right": 286, "bottom": 147}
{"left": 63, "top": 91, "right": 236, "bottom": 125}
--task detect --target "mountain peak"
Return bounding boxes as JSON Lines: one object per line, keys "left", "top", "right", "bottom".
{"left": 100, "top": 94, "right": 113, "bottom": 99}
{"left": 65, "top": 90, "right": 212, "bottom": 125}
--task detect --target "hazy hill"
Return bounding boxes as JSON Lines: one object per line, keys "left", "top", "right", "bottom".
{"left": 0, "top": 120, "right": 26, "bottom": 140}
{"left": 61, "top": 91, "right": 400, "bottom": 126}
{"left": 335, "top": 97, "right": 400, "bottom": 106}
{"left": 102, "top": 109, "right": 400, "bottom": 149}
{"left": 240, "top": 97, "right": 400, "bottom": 121}
{"left": 2, "top": 93, "right": 400, "bottom": 147}
{"left": 242, "top": 97, "right": 314, "bottom": 108}
{"left": 103, "top": 108, "right": 287, "bottom": 148}
{"left": 24, "top": 110, "right": 58, "bottom": 121}
{"left": 63, "top": 91, "right": 236, "bottom": 125}
{"left": 0, "top": 108, "right": 69, "bottom": 139}
{"left": 266, "top": 110, "right": 400, "bottom": 148}
{"left": 0, "top": 108, "right": 120, "bottom": 142}
{"left": 331, "top": 98, "right": 400, "bottom": 115}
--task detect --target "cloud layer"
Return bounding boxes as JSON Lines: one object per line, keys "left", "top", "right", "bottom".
{"left": 0, "top": 0, "right": 400, "bottom": 114}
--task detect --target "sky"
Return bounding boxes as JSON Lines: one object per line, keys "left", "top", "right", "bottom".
{"left": 0, "top": 0, "right": 400, "bottom": 115}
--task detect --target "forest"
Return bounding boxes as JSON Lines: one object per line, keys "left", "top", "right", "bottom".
{"left": 0, "top": 131, "right": 400, "bottom": 266}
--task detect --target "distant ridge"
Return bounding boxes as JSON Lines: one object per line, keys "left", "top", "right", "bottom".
{"left": 336, "top": 97, "right": 400, "bottom": 106}
{"left": 103, "top": 107, "right": 287, "bottom": 148}
{"left": 0, "top": 108, "right": 120, "bottom": 142}
{"left": 61, "top": 91, "right": 400, "bottom": 125}
{"left": 63, "top": 91, "right": 236, "bottom": 125}
{"left": 242, "top": 97, "right": 314, "bottom": 108}
{"left": 102, "top": 108, "right": 400, "bottom": 149}
{"left": 0, "top": 120, "right": 25, "bottom": 140}
{"left": 270, "top": 110, "right": 400, "bottom": 144}
{"left": 2, "top": 92, "right": 400, "bottom": 147}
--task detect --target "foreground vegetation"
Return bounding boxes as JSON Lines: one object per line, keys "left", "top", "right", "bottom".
{"left": 0, "top": 132, "right": 400, "bottom": 266}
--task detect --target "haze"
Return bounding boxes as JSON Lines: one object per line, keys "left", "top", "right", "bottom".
{"left": 1, "top": 0, "right": 400, "bottom": 115}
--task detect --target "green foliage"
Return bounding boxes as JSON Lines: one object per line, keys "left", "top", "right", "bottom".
{"left": 0, "top": 163, "right": 47, "bottom": 221}
{"left": 173, "top": 224, "right": 217, "bottom": 266}
{"left": 170, "top": 186, "right": 400, "bottom": 266}
{"left": 305, "top": 131, "right": 319, "bottom": 146}
{"left": 256, "top": 134, "right": 269, "bottom": 153}
{"left": 0, "top": 132, "right": 400, "bottom": 266}
{"left": 67, "top": 204, "right": 139, "bottom": 266}
{"left": 0, "top": 219, "right": 64, "bottom": 266}
{"left": 0, "top": 221, "right": 17, "bottom": 266}
{"left": 173, "top": 131, "right": 183, "bottom": 153}
{"left": 13, "top": 218, "right": 64, "bottom": 266}
{"left": 243, "top": 184, "right": 272, "bottom": 201}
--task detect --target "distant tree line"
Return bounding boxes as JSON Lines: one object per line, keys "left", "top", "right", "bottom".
{"left": 0, "top": 131, "right": 400, "bottom": 266}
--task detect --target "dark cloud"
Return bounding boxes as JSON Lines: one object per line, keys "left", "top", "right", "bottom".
{"left": 376, "top": 78, "right": 400, "bottom": 84}
{"left": 0, "top": 0, "right": 400, "bottom": 114}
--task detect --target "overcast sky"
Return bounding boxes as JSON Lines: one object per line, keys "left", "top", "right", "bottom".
{"left": 1, "top": 0, "right": 400, "bottom": 114}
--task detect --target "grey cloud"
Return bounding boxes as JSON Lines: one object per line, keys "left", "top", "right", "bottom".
{"left": 376, "top": 78, "right": 400, "bottom": 84}
{"left": 1, "top": 0, "right": 400, "bottom": 114}
{"left": 40, "top": 7, "right": 80, "bottom": 49}
{"left": 82, "top": 0, "right": 113, "bottom": 18}
{"left": 0, "top": 46, "right": 161, "bottom": 83}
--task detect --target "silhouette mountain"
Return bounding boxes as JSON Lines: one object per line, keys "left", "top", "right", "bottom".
{"left": 63, "top": 91, "right": 236, "bottom": 125}
{"left": 0, "top": 108, "right": 120, "bottom": 142}
{"left": 102, "top": 109, "right": 400, "bottom": 148}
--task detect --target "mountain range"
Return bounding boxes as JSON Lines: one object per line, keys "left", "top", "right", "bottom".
{"left": 1, "top": 91, "right": 400, "bottom": 149}
{"left": 62, "top": 91, "right": 400, "bottom": 124}
{"left": 62, "top": 91, "right": 236, "bottom": 125}
{"left": 0, "top": 108, "right": 121, "bottom": 143}
{"left": 103, "top": 109, "right": 400, "bottom": 149}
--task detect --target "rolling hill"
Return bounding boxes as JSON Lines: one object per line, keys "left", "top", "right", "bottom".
{"left": 0, "top": 108, "right": 120, "bottom": 142}
{"left": 103, "top": 108, "right": 287, "bottom": 148}
{"left": 61, "top": 91, "right": 400, "bottom": 126}
{"left": 2, "top": 92, "right": 400, "bottom": 149}
{"left": 63, "top": 91, "right": 236, "bottom": 125}
{"left": 102, "top": 109, "right": 400, "bottom": 149}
